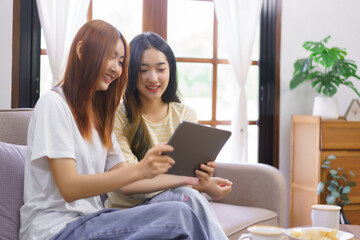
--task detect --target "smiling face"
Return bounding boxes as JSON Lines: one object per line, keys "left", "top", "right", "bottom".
{"left": 136, "top": 47, "right": 170, "bottom": 104}
{"left": 96, "top": 39, "right": 125, "bottom": 91}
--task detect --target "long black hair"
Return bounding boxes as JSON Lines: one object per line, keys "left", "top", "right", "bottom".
{"left": 123, "top": 32, "right": 180, "bottom": 160}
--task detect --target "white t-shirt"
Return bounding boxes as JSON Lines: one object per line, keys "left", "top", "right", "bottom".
{"left": 19, "top": 88, "right": 125, "bottom": 240}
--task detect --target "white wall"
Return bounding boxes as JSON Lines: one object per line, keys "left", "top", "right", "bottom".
{"left": 0, "top": 0, "right": 13, "bottom": 109}
{"left": 280, "top": 0, "right": 360, "bottom": 225}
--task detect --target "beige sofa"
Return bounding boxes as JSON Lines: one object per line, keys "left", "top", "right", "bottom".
{"left": 0, "top": 108, "right": 287, "bottom": 240}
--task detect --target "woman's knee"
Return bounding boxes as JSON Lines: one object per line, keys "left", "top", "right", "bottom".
{"left": 158, "top": 201, "right": 195, "bottom": 217}
{"left": 161, "top": 201, "right": 191, "bottom": 211}
{"left": 174, "top": 187, "right": 207, "bottom": 201}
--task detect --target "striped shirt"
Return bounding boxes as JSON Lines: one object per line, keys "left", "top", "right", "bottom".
{"left": 104, "top": 102, "right": 197, "bottom": 209}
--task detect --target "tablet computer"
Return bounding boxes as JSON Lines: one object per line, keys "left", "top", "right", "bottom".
{"left": 164, "top": 121, "right": 231, "bottom": 177}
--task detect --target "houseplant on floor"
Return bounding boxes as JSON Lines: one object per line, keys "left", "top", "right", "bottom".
{"left": 317, "top": 155, "right": 357, "bottom": 223}
{"left": 290, "top": 36, "right": 360, "bottom": 119}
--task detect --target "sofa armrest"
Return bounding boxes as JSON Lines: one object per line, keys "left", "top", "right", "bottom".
{"left": 213, "top": 162, "right": 287, "bottom": 227}
{"left": 0, "top": 109, "right": 33, "bottom": 145}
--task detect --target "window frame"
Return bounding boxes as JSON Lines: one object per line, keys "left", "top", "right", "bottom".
{"left": 12, "top": 0, "right": 40, "bottom": 108}
{"left": 141, "top": 0, "right": 259, "bottom": 127}
{"left": 13, "top": 0, "right": 281, "bottom": 167}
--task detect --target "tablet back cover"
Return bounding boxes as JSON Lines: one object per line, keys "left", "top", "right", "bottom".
{"left": 165, "top": 121, "right": 231, "bottom": 176}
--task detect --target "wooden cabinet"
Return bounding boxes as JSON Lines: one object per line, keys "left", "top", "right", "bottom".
{"left": 290, "top": 115, "right": 360, "bottom": 227}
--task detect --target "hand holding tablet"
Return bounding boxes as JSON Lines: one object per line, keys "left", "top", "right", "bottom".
{"left": 163, "top": 121, "right": 231, "bottom": 177}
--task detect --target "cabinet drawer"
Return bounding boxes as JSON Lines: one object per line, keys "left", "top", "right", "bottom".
{"left": 321, "top": 121, "right": 360, "bottom": 150}
{"left": 343, "top": 204, "right": 360, "bottom": 225}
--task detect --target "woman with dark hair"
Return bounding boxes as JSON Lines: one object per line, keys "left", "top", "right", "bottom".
{"left": 19, "top": 21, "right": 209, "bottom": 240}
{"left": 106, "top": 32, "right": 232, "bottom": 240}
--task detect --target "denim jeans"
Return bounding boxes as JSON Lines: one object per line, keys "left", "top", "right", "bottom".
{"left": 144, "top": 187, "right": 228, "bottom": 240}
{"left": 52, "top": 201, "right": 208, "bottom": 240}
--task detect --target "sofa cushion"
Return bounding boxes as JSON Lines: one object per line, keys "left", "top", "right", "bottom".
{"left": 0, "top": 141, "right": 26, "bottom": 240}
{"left": 210, "top": 201, "right": 278, "bottom": 240}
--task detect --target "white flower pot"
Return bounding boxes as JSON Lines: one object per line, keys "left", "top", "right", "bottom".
{"left": 313, "top": 96, "right": 339, "bottom": 119}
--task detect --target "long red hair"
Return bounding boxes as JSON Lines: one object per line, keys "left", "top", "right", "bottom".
{"left": 60, "top": 20, "right": 129, "bottom": 149}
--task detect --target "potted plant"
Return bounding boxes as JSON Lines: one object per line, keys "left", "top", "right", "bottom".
{"left": 317, "top": 155, "right": 357, "bottom": 223}
{"left": 290, "top": 36, "right": 360, "bottom": 119}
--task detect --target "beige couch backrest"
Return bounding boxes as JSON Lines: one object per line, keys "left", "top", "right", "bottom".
{"left": 0, "top": 109, "right": 33, "bottom": 145}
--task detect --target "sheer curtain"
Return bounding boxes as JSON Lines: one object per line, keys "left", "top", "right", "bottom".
{"left": 36, "top": 0, "right": 90, "bottom": 86}
{"left": 214, "top": 0, "right": 263, "bottom": 163}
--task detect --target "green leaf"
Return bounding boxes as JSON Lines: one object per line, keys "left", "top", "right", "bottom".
{"left": 293, "top": 58, "right": 312, "bottom": 74}
{"left": 327, "top": 155, "right": 336, "bottom": 160}
{"left": 332, "top": 59, "right": 357, "bottom": 78}
{"left": 331, "top": 79, "right": 341, "bottom": 88}
{"left": 330, "top": 169, "right": 338, "bottom": 176}
{"left": 342, "top": 186, "right": 351, "bottom": 194}
{"left": 348, "top": 182, "right": 357, "bottom": 187}
{"left": 327, "top": 183, "right": 337, "bottom": 192}
{"left": 330, "top": 180, "right": 339, "bottom": 186}
{"left": 319, "top": 73, "right": 339, "bottom": 97}
{"left": 290, "top": 74, "right": 308, "bottom": 90}
{"left": 311, "top": 79, "right": 323, "bottom": 88}
{"left": 331, "top": 191, "right": 340, "bottom": 198}
{"left": 321, "top": 164, "right": 331, "bottom": 169}
{"left": 329, "top": 47, "right": 347, "bottom": 59}
{"left": 322, "top": 35, "right": 331, "bottom": 44}
{"left": 304, "top": 36, "right": 331, "bottom": 54}
{"left": 315, "top": 83, "right": 323, "bottom": 94}
{"left": 350, "top": 171, "right": 356, "bottom": 177}
{"left": 343, "top": 200, "right": 350, "bottom": 205}
{"left": 290, "top": 58, "right": 313, "bottom": 90}
{"left": 310, "top": 45, "right": 346, "bottom": 68}
{"left": 326, "top": 195, "right": 336, "bottom": 205}
{"left": 317, "top": 182, "right": 324, "bottom": 194}
{"left": 317, "top": 51, "right": 338, "bottom": 68}
{"left": 343, "top": 81, "right": 354, "bottom": 88}
{"left": 303, "top": 40, "right": 325, "bottom": 53}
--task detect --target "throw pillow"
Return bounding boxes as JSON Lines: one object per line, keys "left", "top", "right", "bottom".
{"left": 0, "top": 141, "right": 26, "bottom": 240}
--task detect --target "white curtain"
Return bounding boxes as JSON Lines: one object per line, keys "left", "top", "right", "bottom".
{"left": 214, "top": 0, "right": 263, "bottom": 163}
{"left": 36, "top": 0, "right": 90, "bottom": 86}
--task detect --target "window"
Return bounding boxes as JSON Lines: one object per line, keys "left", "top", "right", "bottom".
{"left": 166, "top": 0, "right": 260, "bottom": 163}
{"left": 15, "top": 0, "right": 280, "bottom": 166}
{"left": 91, "top": 0, "right": 142, "bottom": 44}
{"left": 39, "top": 0, "right": 143, "bottom": 97}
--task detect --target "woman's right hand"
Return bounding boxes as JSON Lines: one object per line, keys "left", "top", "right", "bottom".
{"left": 137, "top": 144, "right": 175, "bottom": 179}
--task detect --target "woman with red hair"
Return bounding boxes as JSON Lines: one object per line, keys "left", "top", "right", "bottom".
{"left": 20, "top": 20, "right": 208, "bottom": 240}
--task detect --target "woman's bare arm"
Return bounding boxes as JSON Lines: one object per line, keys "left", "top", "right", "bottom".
{"left": 114, "top": 169, "right": 199, "bottom": 195}
{"left": 48, "top": 144, "right": 175, "bottom": 202}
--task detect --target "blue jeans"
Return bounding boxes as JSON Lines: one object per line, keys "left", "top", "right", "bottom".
{"left": 52, "top": 201, "right": 208, "bottom": 240}
{"left": 144, "top": 187, "right": 228, "bottom": 240}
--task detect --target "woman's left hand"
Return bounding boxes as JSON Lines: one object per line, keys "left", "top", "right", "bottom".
{"left": 199, "top": 161, "right": 217, "bottom": 179}
{"left": 193, "top": 161, "right": 233, "bottom": 201}
{"left": 194, "top": 176, "right": 233, "bottom": 201}
{"left": 192, "top": 161, "right": 216, "bottom": 187}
